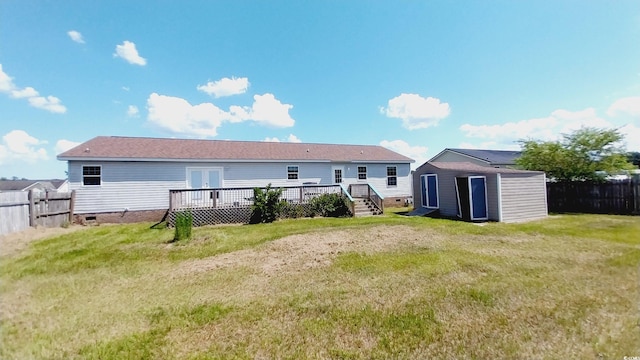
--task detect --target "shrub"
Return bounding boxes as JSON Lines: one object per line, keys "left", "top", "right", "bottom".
{"left": 250, "top": 184, "right": 284, "bottom": 224}
{"left": 278, "top": 201, "right": 307, "bottom": 219}
{"left": 174, "top": 211, "right": 193, "bottom": 241}
{"left": 310, "top": 193, "right": 352, "bottom": 218}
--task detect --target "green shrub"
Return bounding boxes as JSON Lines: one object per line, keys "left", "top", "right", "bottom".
{"left": 173, "top": 211, "right": 193, "bottom": 241}
{"left": 250, "top": 184, "right": 284, "bottom": 224}
{"left": 310, "top": 193, "right": 352, "bottom": 218}
{"left": 278, "top": 201, "right": 307, "bottom": 219}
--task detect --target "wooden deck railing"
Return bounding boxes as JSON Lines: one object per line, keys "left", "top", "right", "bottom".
{"left": 169, "top": 184, "right": 343, "bottom": 211}
{"left": 348, "top": 183, "right": 384, "bottom": 213}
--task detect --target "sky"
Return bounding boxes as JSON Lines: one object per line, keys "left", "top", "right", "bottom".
{"left": 1, "top": 1, "right": 639, "bottom": 180}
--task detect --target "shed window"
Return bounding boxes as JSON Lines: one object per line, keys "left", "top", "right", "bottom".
{"left": 357, "top": 166, "right": 367, "bottom": 180}
{"left": 387, "top": 166, "right": 397, "bottom": 186}
{"left": 82, "top": 166, "right": 101, "bottom": 186}
{"left": 287, "top": 165, "right": 299, "bottom": 180}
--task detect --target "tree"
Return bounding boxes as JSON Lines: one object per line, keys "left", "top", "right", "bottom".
{"left": 627, "top": 151, "right": 640, "bottom": 167}
{"left": 516, "top": 127, "right": 635, "bottom": 181}
{"left": 249, "top": 184, "right": 284, "bottom": 224}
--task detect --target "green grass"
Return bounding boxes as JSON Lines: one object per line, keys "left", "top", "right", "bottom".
{"left": 1, "top": 212, "right": 639, "bottom": 359}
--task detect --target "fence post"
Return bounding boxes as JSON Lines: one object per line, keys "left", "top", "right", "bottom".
{"left": 69, "top": 190, "right": 76, "bottom": 223}
{"left": 633, "top": 174, "right": 640, "bottom": 215}
{"left": 28, "top": 189, "right": 35, "bottom": 227}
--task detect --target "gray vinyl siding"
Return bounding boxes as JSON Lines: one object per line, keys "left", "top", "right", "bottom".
{"left": 68, "top": 160, "right": 412, "bottom": 214}
{"left": 499, "top": 173, "right": 548, "bottom": 223}
{"left": 68, "top": 161, "right": 185, "bottom": 213}
{"left": 413, "top": 162, "right": 547, "bottom": 222}
{"left": 413, "top": 163, "right": 459, "bottom": 217}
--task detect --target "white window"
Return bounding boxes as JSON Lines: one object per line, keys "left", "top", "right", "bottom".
{"left": 387, "top": 166, "right": 397, "bottom": 186}
{"left": 287, "top": 165, "right": 299, "bottom": 180}
{"left": 82, "top": 166, "right": 101, "bottom": 186}
{"left": 357, "top": 166, "right": 367, "bottom": 180}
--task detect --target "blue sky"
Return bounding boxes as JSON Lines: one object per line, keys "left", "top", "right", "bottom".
{"left": 1, "top": 1, "right": 639, "bottom": 179}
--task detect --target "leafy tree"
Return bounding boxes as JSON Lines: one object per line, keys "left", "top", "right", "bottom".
{"left": 516, "top": 127, "right": 635, "bottom": 181}
{"left": 627, "top": 151, "right": 640, "bottom": 167}
{"left": 250, "top": 184, "right": 284, "bottom": 224}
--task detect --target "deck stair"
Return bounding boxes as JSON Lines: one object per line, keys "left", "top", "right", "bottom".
{"left": 353, "top": 198, "right": 382, "bottom": 217}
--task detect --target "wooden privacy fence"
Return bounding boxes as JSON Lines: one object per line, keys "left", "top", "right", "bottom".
{"left": 546, "top": 176, "right": 640, "bottom": 215}
{"left": 0, "top": 190, "right": 75, "bottom": 236}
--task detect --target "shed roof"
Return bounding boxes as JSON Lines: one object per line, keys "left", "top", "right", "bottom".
{"left": 57, "top": 136, "right": 414, "bottom": 163}
{"left": 431, "top": 148, "right": 521, "bottom": 165}
{"left": 421, "top": 162, "right": 543, "bottom": 175}
{"left": 0, "top": 179, "right": 66, "bottom": 191}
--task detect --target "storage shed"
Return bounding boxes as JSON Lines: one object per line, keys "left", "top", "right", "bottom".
{"left": 412, "top": 162, "right": 547, "bottom": 223}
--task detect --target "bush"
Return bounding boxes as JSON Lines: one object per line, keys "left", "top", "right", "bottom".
{"left": 250, "top": 184, "right": 284, "bottom": 224}
{"left": 174, "top": 211, "right": 193, "bottom": 241}
{"left": 310, "top": 193, "right": 352, "bottom": 218}
{"left": 278, "top": 201, "right": 307, "bottom": 219}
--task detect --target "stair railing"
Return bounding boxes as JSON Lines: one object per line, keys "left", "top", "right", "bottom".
{"left": 339, "top": 183, "right": 356, "bottom": 217}
{"left": 348, "top": 183, "right": 384, "bottom": 214}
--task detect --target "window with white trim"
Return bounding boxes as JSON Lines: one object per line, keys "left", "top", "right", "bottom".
{"left": 387, "top": 166, "right": 397, "bottom": 186}
{"left": 82, "top": 166, "right": 101, "bottom": 186}
{"left": 357, "top": 166, "right": 367, "bottom": 180}
{"left": 287, "top": 165, "right": 299, "bottom": 180}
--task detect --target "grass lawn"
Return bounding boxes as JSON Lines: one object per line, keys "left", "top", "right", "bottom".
{"left": 1, "top": 212, "right": 639, "bottom": 359}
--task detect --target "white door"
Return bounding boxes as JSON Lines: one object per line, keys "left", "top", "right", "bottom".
{"left": 187, "top": 168, "right": 222, "bottom": 205}
{"left": 332, "top": 166, "right": 344, "bottom": 184}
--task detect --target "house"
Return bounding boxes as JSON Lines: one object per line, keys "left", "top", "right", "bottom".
{"left": 57, "top": 136, "right": 414, "bottom": 223}
{"left": 412, "top": 161, "right": 547, "bottom": 223}
{"left": 429, "top": 148, "right": 521, "bottom": 168}
{"left": 0, "top": 179, "right": 69, "bottom": 193}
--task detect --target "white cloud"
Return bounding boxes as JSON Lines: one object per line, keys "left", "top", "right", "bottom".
{"left": 0, "top": 64, "right": 67, "bottom": 114}
{"left": 147, "top": 93, "right": 229, "bottom": 137}
{"left": 55, "top": 139, "right": 80, "bottom": 154}
{"left": 381, "top": 93, "right": 450, "bottom": 130}
{"left": 618, "top": 124, "right": 640, "bottom": 151}
{"left": 287, "top": 134, "right": 301, "bottom": 143}
{"left": 607, "top": 96, "right": 640, "bottom": 117}
{"left": 146, "top": 92, "right": 295, "bottom": 137}
{"left": 264, "top": 134, "right": 302, "bottom": 143}
{"left": 67, "top": 30, "right": 85, "bottom": 44}
{"left": 0, "top": 64, "right": 16, "bottom": 92}
{"left": 10, "top": 86, "right": 38, "bottom": 98}
{"left": 460, "top": 107, "right": 610, "bottom": 145}
{"left": 380, "top": 139, "right": 428, "bottom": 169}
{"left": 28, "top": 96, "right": 67, "bottom": 114}
{"left": 114, "top": 41, "right": 147, "bottom": 66}
{"left": 197, "top": 77, "right": 250, "bottom": 98}
{"left": 0, "top": 130, "right": 48, "bottom": 165}
{"left": 228, "top": 93, "right": 295, "bottom": 127}
{"left": 127, "top": 105, "right": 139, "bottom": 117}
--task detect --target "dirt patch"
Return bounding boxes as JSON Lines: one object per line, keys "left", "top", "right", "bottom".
{"left": 0, "top": 225, "right": 85, "bottom": 258}
{"left": 175, "top": 225, "right": 443, "bottom": 277}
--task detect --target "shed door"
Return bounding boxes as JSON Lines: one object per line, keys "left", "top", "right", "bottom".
{"left": 469, "top": 176, "right": 488, "bottom": 220}
{"left": 455, "top": 176, "right": 488, "bottom": 221}
{"left": 420, "top": 174, "right": 438, "bottom": 208}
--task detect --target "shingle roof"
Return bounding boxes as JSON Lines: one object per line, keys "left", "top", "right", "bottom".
{"left": 425, "top": 162, "right": 541, "bottom": 174}
{"left": 57, "top": 136, "right": 414, "bottom": 163}
{"left": 0, "top": 180, "right": 65, "bottom": 191}
{"left": 436, "top": 148, "right": 521, "bottom": 165}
